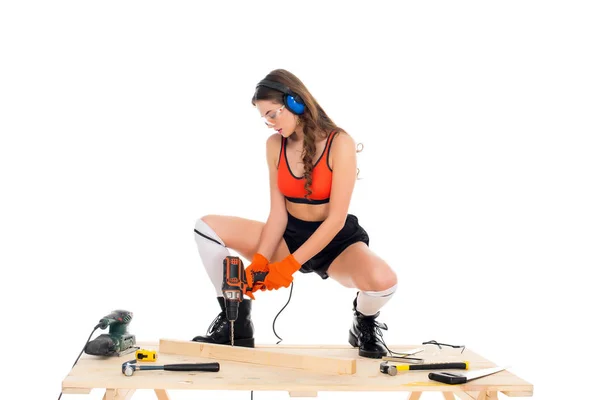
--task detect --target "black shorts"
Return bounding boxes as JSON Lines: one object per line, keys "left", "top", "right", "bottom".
{"left": 282, "top": 212, "right": 370, "bottom": 280}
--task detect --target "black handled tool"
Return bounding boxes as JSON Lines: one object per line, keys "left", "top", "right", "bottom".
{"left": 122, "top": 360, "right": 220, "bottom": 376}
{"left": 429, "top": 366, "right": 507, "bottom": 384}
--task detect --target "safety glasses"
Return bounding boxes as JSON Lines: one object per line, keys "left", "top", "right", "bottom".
{"left": 260, "top": 105, "right": 285, "bottom": 127}
{"left": 422, "top": 340, "right": 466, "bottom": 355}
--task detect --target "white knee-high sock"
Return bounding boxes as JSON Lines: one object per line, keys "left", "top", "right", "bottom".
{"left": 194, "top": 218, "right": 231, "bottom": 296}
{"left": 356, "top": 284, "right": 398, "bottom": 316}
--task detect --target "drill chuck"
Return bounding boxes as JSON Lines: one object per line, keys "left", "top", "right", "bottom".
{"left": 225, "top": 302, "right": 239, "bottom": 322}
{"left": 223, "top": 290, "right": 241, "bottom": 321}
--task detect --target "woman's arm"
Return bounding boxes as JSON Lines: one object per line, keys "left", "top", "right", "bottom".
{"left": 292, "top": 132, "right": 358, "bottom": 265}
{"left": 255, "top": 134, "right": 288, "bottom": 260}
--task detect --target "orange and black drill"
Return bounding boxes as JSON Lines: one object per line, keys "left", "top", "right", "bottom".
{"left": 222, "top": 256, "right": 251, "bottom": 346}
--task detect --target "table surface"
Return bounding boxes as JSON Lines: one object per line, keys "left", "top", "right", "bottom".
{"left": 62, "top": 342, "right": 533, "bottom": 396}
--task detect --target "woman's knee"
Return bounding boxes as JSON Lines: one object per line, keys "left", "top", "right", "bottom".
{"left": 196, "top": 214, "right": 233, "bottom": 247}
{"left": 195, "top": 215, "right": 225, "bottom": 245}
{"left": 355, "top": 263, "right": 397, "bottom": 292}
{"left": 195, "top": 214, "right": 218, "bottom": 234}
{"left": 196, "top": 214, "right": 264, "bottom": 259}
{"left": 199, "top": 214, "right": 218, "bottom": 227}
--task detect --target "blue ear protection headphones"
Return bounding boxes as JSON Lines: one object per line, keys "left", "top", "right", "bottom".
{"left": 256, "top": 79, "right": 306, "bottom": 115}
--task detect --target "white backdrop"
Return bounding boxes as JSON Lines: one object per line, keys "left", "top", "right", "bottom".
{"left": 1, "top": 1, "right": 599, "bottom": 400}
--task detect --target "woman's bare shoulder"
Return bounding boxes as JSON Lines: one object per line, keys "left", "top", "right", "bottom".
{"left": 265, "top": 133, "right": 282, "bottom": 164}
{"left": 332, "top": 130, "right": 357, "bottom": 153}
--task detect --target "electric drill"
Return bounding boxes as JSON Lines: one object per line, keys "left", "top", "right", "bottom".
{"left": 222, "top": 256, "right": 249, "bottom": 346}
{"left": 84, "top": 310, "right": 138, "bottom": 356}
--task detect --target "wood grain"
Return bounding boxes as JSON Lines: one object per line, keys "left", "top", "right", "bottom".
{"left": 159, "top": 338, "right": 357, "bottom": 375}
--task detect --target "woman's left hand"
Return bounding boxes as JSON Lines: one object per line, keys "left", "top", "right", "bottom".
{"left": 263, "top": 254, "right": 302, "bottom": 290}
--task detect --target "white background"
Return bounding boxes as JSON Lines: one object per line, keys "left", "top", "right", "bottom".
{"left": 1, "top": 1, "right": 599, "bottom": 399}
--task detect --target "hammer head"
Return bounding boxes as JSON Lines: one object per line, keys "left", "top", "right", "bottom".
{"left": 379, "top": 362, "right": 397, "bottom": 376}
{"left": 122, "top": 359, "right": 137, "bottom": 377}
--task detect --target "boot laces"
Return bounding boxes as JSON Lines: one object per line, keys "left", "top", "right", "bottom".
{"left": 206, "top": 312, "right": 227, "bottom": 335}
{"left": 358, "top": 316, "right": 388, "bottom": 344}
{"left": 357, "top": 316, "right": 408, "bottom": 357}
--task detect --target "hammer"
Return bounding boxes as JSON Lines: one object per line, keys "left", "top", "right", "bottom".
{"left": 380, "top": 361, "right": 469, "bottom": 376}
{"left": 122, "top": 359, "right": 220, "bottom": 377}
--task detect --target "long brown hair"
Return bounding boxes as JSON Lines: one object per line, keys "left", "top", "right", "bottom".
{"left": 252, "top": 69, "right": 348, "bottom": 198}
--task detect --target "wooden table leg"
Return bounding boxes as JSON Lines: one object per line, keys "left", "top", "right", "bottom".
{"left": 407, "top": 392, "right": 422, "bottom": 400}
{"left": 442, "top": 392, "right": 455, "bottom": 400}
{"left": 457, "top": 391, "right": 497, "bottom": 400}
{"left": 102, "top": 389, "right": 136, "bottom": 400}
{"left": 154, "top": 389, "right": 171, "bottom": 400}
{"left": 461, "top": 390, "right": 498, "bottom": 400}
{"left": 455, "top": 392, "right": 476, "bottom": 400}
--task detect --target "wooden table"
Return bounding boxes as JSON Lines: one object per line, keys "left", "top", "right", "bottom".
{"left": 61, "top": 342, "right": 533, "bottom": 400}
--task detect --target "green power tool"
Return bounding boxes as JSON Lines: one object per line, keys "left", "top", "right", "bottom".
{"left": 84, "top": 310, "right": 139, "bottom": 357}
{"left": 58, "top": 310, "right": 140, "bottom": 400}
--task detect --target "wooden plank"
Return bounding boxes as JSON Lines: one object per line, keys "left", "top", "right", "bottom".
{"left": 502, "top": 391, "right": 534, "bottom": 397}
{"left": 442, "top": 392, "right": 455, "bottom": 400}
{"left": 159, "top": 339, "right": 356, "bottom": 375}
{"left": 61, "top": 387, "right": 92, "bottom": 394}
{"left": 289, "top": 391, "right": 318, "bottom": 397}
{"left": 154, "top": 389, "right": 171, "bottom": 400}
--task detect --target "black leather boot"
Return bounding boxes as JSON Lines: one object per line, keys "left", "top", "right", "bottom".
{"left": 348, "top": 292, "right": 389, "bottom": 359}
{"left": 192, "top": 297, "right": 255, "bottom": 348}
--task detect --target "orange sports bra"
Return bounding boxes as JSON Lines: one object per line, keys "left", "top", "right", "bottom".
{"left": 277, "top": 130, "right": 337, "bottom": 204}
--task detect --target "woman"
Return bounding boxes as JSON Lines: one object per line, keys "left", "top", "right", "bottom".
{"left": 192, "top": 69, "right": 397, "bottom": 359}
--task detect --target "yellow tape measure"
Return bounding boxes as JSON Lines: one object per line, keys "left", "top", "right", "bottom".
{"left": 135, "top": 349, "right": 157, "bottom": 362}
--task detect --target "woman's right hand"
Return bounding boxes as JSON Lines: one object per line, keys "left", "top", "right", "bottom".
{"left": 245, "top": 253, "right": 270, "bottom": 294}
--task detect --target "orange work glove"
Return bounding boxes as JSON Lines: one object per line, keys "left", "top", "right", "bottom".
{"left": 263, "top": 254, "right": 302, "bottom": 290}
{"left": 244, "top": 253, "right": 269, "bottom": 297}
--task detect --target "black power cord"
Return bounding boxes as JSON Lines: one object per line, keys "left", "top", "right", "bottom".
{"left": 57, "top": 324, "right": 100, "bottom": 400}
{"left": 272, "top": 281, "right": 294, "bottom": 344}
